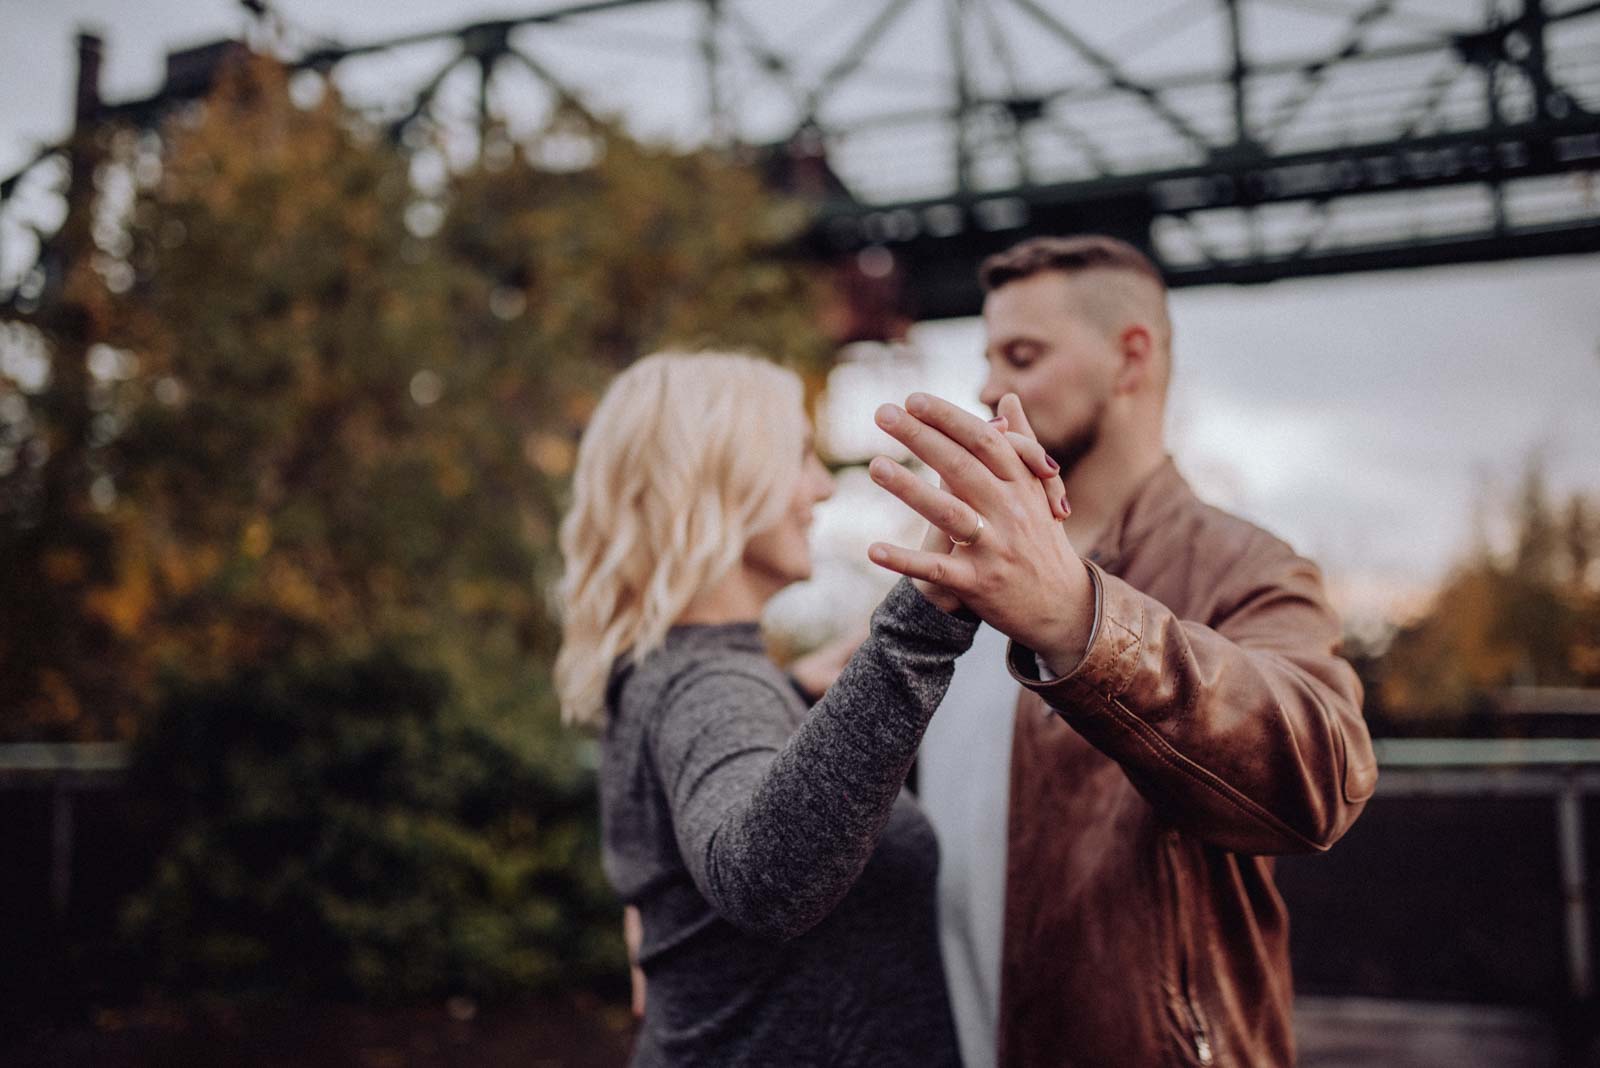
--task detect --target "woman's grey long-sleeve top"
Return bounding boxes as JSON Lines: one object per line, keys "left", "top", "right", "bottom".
{"left": 600, "top": 578, "right": 976, "bottom": 1067}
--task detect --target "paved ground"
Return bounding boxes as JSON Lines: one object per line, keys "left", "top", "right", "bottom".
{"left": 0, "top": 994, "right": 637, "bottom": 1068}
{"left": 9, "top": 993, "right": 1596, "bottom": 1066}
{"left": 1296, "top": 996, "right": 1575, "bottom": 1068}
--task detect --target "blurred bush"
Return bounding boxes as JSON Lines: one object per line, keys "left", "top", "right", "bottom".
{"left": 121, "top": 646, "right": 622, "bottom": 999}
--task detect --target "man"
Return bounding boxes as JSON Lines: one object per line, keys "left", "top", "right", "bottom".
{"left": 880, "top": 235, "right": 1378, "bottom": 1067}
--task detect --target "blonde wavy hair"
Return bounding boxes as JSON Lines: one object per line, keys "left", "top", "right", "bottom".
{"left": 555, "top": 352, "right": 807, "bottom": 728}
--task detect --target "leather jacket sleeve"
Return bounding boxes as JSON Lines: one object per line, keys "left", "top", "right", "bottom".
{"left": 1008, "top": 554, "right": 1378, "bottom": 855}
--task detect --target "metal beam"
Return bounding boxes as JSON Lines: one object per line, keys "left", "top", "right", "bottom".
{"left": 1161, "top": 223, "right": 1600, "bottom": 287}
{"left": 722, "top": 5, "right": 807, "bottom": 112}
{"left": 799, "top": 0, "right": 920, "bottom": 122}
{"left": 506, "top": 47, "right": 597, "bottom": 120}
{"left": 1004, "top": 0, "right": 1213, "bottom": 155}
{"left": 1224, "top": 0, "right": 1251, "bottom": 149}
{"left": 818, "top": 12, "right": 1600, "bottom": 140}
{"left": 821, "top": 112, "right": 1600, "bottom": 220}
{"left": 973, "top": 0, "right": 1036, "bottom": 184}
{"left": 298, "top": 0, "right": 681, "bottom": 67}
{"left": 701, "top": 0, "right": 728, "bottom": 145}
{"left": 1262, "top": 0, "right": 1395, "bottom": 148}
{"left": 947, "top": 0, "right": 974, "bottom": 193}
{"left": 6, "top": 0, "right": 1600, "bottom": 316}
{"left": 1556, "top": 784, "right": 1593, "bottom": 1002}
{"left": 1394, "top": 56, "right": 1468, "bottom": 140}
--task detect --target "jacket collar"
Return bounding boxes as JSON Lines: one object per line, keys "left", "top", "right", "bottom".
{"left": 1084, "top": 455, "right": 1194, "bottom": 574}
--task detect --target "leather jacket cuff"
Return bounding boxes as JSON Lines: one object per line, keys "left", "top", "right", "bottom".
{"left": 1007, "top": 560, "right": 1144, "bottom": 705}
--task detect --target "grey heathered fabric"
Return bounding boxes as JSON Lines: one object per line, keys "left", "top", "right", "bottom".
{"left": 600, "top": 577, "right": 977, "bottom": 1067}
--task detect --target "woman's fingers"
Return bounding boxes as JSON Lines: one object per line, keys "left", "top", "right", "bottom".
{"left": 996, "top": 393, "right": 1034, "bottom": 439}
{"left": 623, "top": 906, "right": 646, "bottom": 1017}
{"left": 1003, "top": 430, "right": 1055, "bottom": 479}
{"left": 998, "top": 393, "right": 1070, "bottom": 520}
{"left": 1004, "top": 431, "right": 1071, "bottom": 520}
{"left": 869, "top": 456, "right": 986, "bottom": 546}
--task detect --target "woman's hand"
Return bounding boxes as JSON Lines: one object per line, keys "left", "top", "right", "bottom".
{"left": 624, "top": 905, "right": 646, "bottom": 1017}
{"left": 866, "top": 392, "right": 1095, "bottom": 672}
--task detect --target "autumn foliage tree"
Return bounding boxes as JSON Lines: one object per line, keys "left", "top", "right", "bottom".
{"left": 0, "top": 52, "right": 830, "bottom": 996}
{"left": 1369, "top": 463, "right": 1600, "bottom": 729}
{"left": 1, "top": 54, "right": 829, "bottom": 742}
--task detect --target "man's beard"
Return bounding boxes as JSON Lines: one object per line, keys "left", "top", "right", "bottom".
{"left": 1045, "top": 397, "right": 1107, "bottom": 478}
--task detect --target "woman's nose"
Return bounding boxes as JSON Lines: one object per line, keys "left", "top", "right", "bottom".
{"left": 814, "top": 461, "right": 836, "bottom": 502}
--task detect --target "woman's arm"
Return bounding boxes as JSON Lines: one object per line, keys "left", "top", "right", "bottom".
{"left": 648, "top": 579, "right": 976, "bottom": 942}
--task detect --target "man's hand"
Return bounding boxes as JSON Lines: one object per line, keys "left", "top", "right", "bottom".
{"left": 887, "top": 406, "right": 1072, "bottom": 615}
{"left": 866, "top": 392, "right": 1096, "bottom": 674}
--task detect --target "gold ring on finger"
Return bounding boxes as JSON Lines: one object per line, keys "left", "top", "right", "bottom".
{"left": 949, "top": 514, "right": 984, "bottom": 547}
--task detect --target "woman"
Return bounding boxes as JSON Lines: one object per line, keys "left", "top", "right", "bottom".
{"left": 556, "top": 352, "right": 1062, "bottom": 1066}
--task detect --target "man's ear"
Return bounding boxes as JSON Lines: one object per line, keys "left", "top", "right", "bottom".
{"left": 1114, "top": 324, "right": 1154, "bottom": 395}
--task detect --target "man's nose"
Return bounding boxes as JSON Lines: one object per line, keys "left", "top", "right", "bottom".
{"left": 977, "top": 372, "right": 1005, "bottom": 414}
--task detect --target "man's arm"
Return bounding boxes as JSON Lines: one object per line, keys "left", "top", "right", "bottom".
{"left": 864, "top": 391, "right": 1375, "bottom": 857}
{"left": 1009, "top": 550, "right": 1377, "bottom": 855}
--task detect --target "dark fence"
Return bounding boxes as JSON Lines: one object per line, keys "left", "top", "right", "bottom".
{"left": 1278, "top": 739, "right": 1599, "bottom": 1011}
{"left": 0, "top": 745, "right": 143, "bottom": 1024}
{"left": 4, "top": 739, "right": 1598, "bottom": 1047}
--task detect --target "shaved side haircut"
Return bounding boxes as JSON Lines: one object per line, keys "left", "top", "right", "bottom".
{"left": 979, "top": 234, "right": 1165, "bottom": 293}
{"left": 981, "top": 234, "right": 1175, "bottom": 392}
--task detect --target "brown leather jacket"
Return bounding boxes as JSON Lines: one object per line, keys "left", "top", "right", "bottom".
{"left": 999, "top": 459, "right": 1377, "bottom": 1068}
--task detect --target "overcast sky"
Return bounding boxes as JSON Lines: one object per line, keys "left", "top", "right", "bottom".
{"left": 3, "top": 0, "right": 1598, "bottom": 629}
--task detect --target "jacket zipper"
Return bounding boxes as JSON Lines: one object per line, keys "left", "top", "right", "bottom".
{"left": 1162, "top": 834, "right": 1215, "bottom": 1066}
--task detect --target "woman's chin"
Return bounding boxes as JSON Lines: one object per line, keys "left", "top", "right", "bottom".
{"left": 776, "top": 563, "right": 812, "bottom": 589}
{"left": 779, "top": 559, "right": 814, "bottom": 589}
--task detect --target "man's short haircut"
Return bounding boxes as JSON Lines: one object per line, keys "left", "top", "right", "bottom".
{"left": 979, "top": 234, "right": 1166, "bottom": 293}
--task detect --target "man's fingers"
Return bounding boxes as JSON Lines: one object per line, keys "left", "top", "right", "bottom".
{"left": 868, "top": 541, "right": 978, "bottom": 589}
{"left": 876, "top": 404, "right": 1006, "bottom": 509}
{"left": 869, "top": 456, "right": 987, "bottom": 545}
{"left": 1004, "top": 432, "right": 1071, "bottom": 520}
{"left": 998, "top": 394, "right": 1070, "bottom": 520}
{"left": 904, "top": 392, "right": 1030, "bottom": 482}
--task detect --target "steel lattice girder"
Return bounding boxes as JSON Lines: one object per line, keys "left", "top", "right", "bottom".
{"left": 4, "top": 0, "right": 1600, "bottom": 320}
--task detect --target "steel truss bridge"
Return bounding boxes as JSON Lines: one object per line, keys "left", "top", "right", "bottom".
{"left": 3, "top": 0, "right": 1599, "bottom": 323}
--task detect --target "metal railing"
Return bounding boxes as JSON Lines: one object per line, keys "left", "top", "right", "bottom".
{"left": 0, "top": 743, "right": 128, "bottom": 915}
{"left": 3, "top": 737, "right": 1597, "bottom": 1000}
{"left": 1370, "top": 738, "right": 1600, "bottom": 1003}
